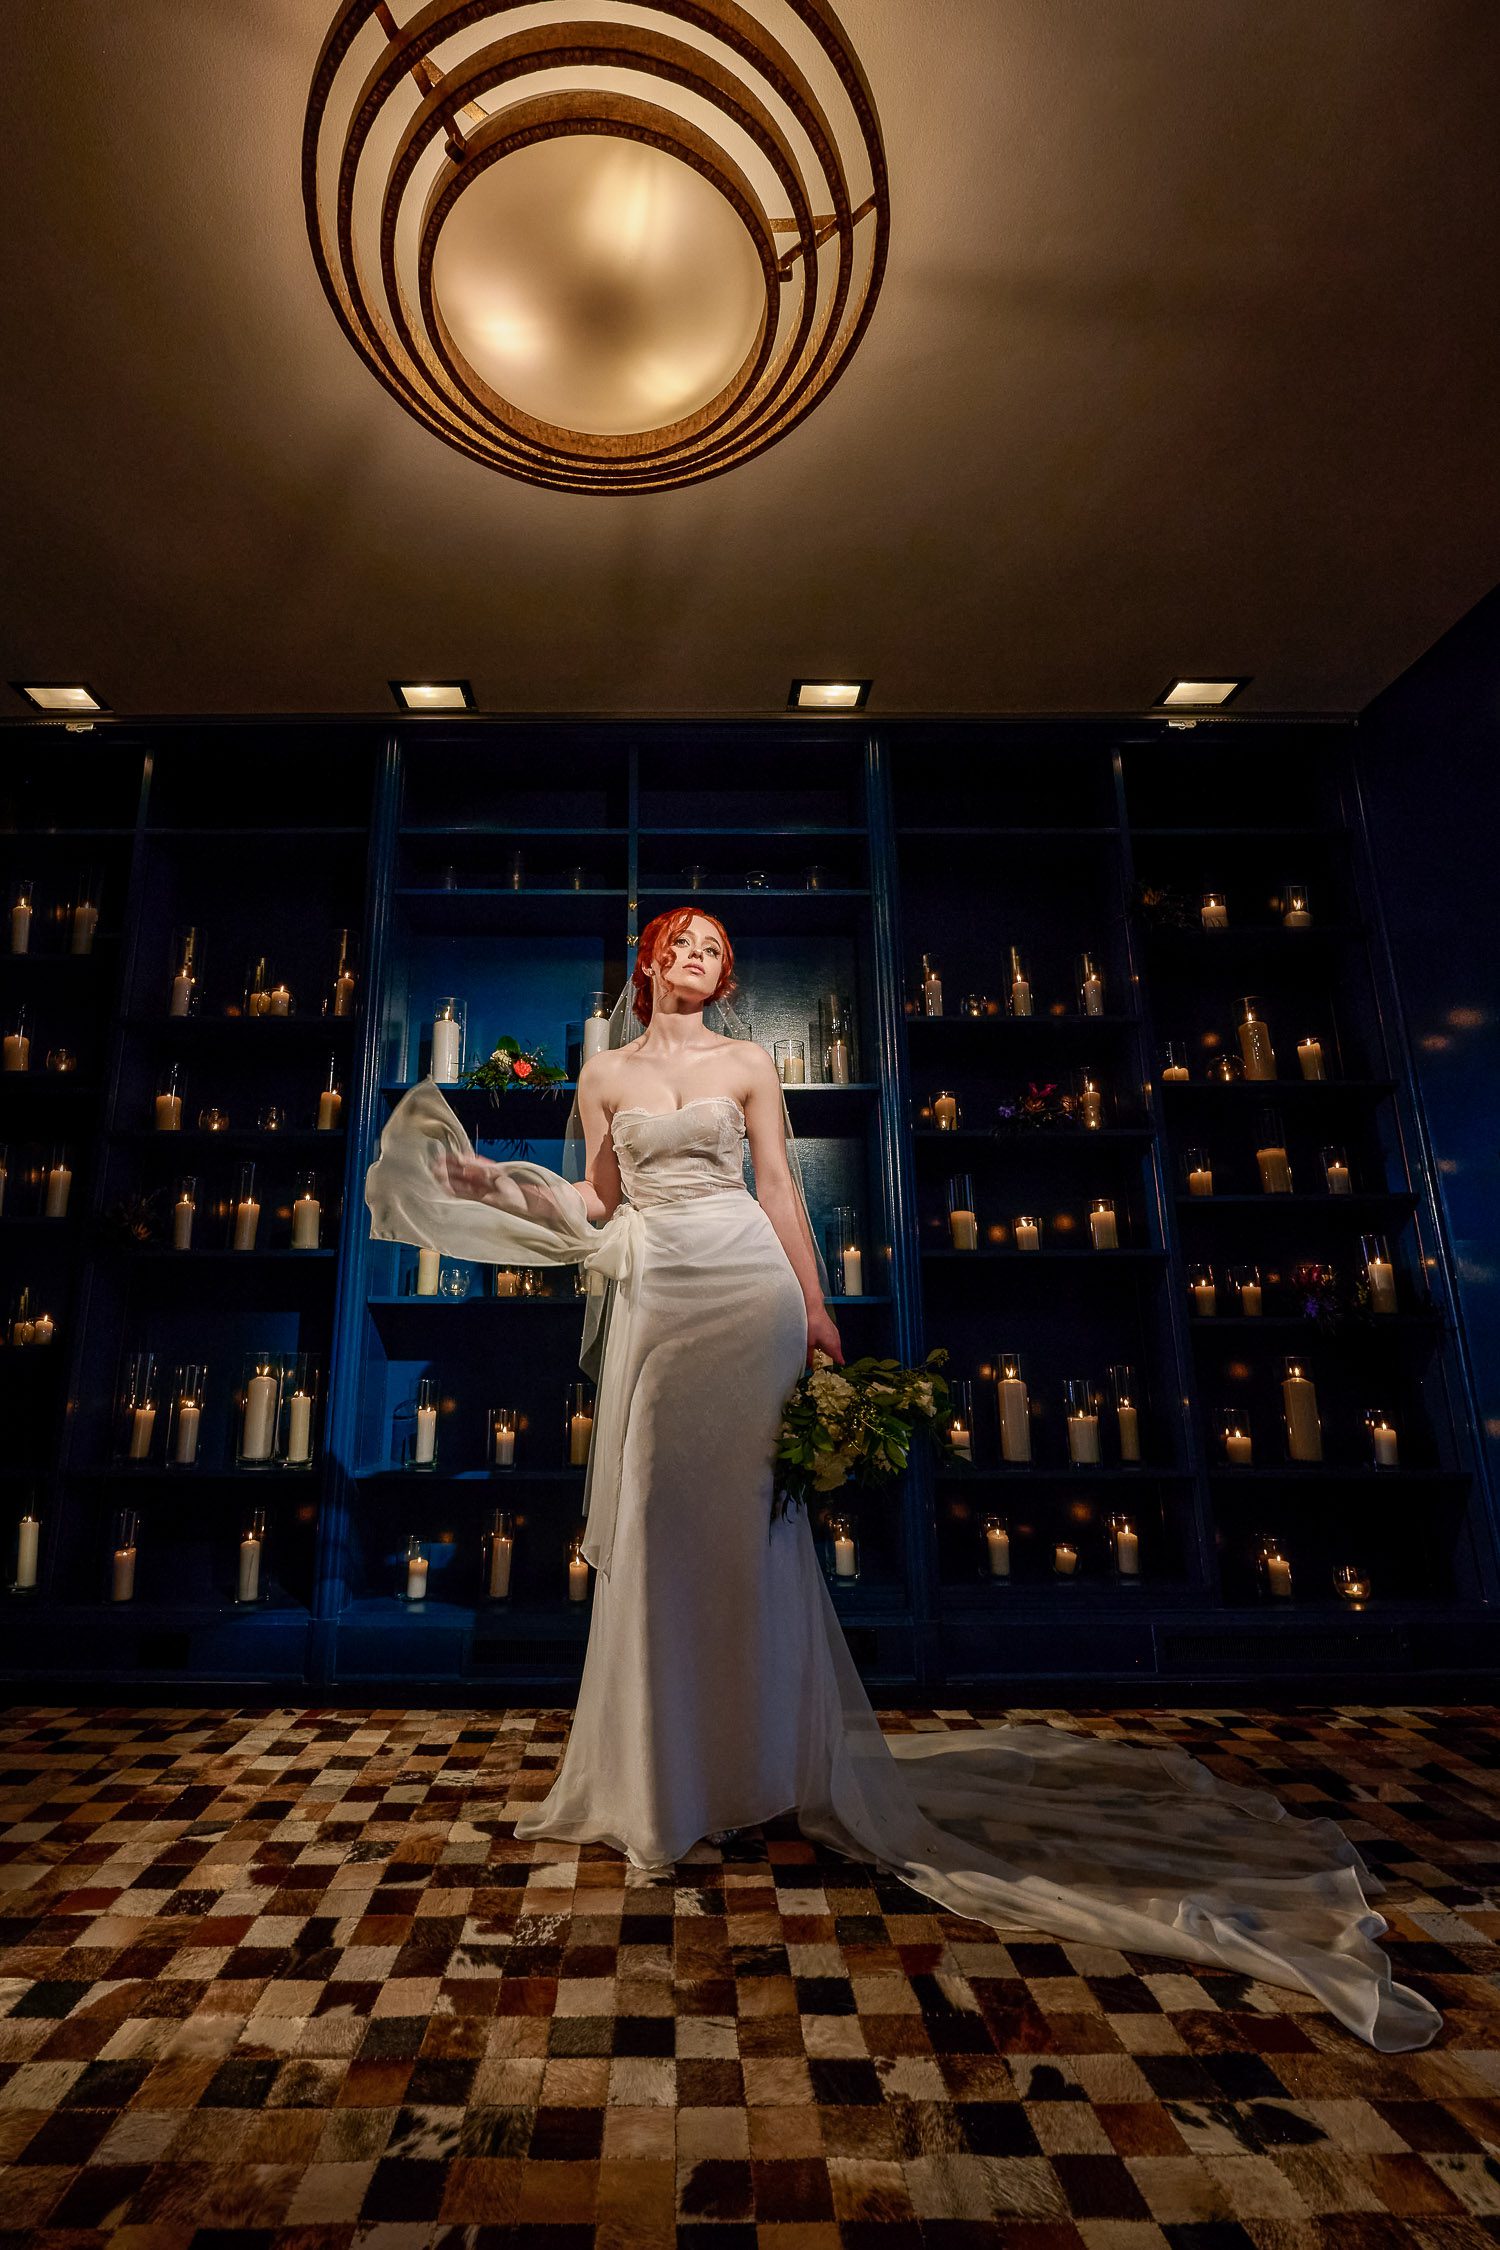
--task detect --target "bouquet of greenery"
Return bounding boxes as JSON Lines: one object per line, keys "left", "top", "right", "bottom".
{"left": 772, "top": 1346, "right": 957, "bottom": 1523}
{"left": 461, "top": 1033, "right": 568, "bottom": 1096}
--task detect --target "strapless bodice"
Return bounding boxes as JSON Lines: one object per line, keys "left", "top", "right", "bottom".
{"left": 610, "top": 1094, "right": 749, "bottom": 1210}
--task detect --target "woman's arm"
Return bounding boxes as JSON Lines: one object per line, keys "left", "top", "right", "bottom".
{"left": 432, "top": 1056, "right": 622, "bottom": 1224}
{"left": 743, "top": 1044, "right": 844, "bottom": 1365}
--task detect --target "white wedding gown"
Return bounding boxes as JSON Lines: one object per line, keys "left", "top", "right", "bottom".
{"left": 366, "top": 1083, "right": 1440, "bottom": 2053}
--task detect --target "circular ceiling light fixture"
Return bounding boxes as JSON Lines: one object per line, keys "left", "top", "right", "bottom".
{"left": 303, "top": 1, "right": 888, "bottom": 494}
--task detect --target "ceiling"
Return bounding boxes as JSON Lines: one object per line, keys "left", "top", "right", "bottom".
{"left": 4, "top": 0, "right": 1500, "bottom": 721}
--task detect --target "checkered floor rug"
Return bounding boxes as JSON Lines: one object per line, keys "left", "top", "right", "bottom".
{"left": 2, "top": 1703, "right": 1498, "bottom": 2247}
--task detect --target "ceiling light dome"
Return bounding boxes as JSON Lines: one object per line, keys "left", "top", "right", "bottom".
{"left": 303, "top": 1, "right": 888, "bottom": 494}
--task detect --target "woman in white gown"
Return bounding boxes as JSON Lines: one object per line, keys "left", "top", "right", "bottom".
{"left": 365, "top": 907, "right": 1439, "bottom": 2054}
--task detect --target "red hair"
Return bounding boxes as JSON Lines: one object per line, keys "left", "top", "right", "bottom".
{"left": 632, "top": 908, "right": 738, "bottom": 1028}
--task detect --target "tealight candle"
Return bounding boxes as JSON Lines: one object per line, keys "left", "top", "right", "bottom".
{"left": 1283, "top": 883, "right": 1312, "bottom": 928}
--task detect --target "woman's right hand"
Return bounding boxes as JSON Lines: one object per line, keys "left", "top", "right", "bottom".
{"left": 433, "top": 1147, "right": 497, "bottom": 1202}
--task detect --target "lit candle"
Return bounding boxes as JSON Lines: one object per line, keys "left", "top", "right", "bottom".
{"left": 582, "top": 1014, "right": 611, "bottom": 1063}
{"left": 406, "top": 1551, "right": 429, "bottom": 1601}
{"left": 242, "top": 1369, "right": 278, "bottom": 1461}
{"left": 832, "top": 1530, "right": 858, "bottom": 1578}
{"left": 1366, "top": 1258, "right": 1397, "bottom": 1316}
{"left": 492, "top": 1416, "right": 516, "bottom": 1468}
{"left": 1264, "top": 1551, "right": 1293, "bottom": 1598}
{"left": 1116, "top": 1401, "right": 1141, "bottom": 1462}
{"left": 10, "top": 891, "right": 32, "bottom": 954}
{"left": 1256, "top": 1142, "right": 1293, "bottom": 1194}
{"left": 173, "top": 1398, "right": 200, "bottom": 1464}
{"left": 169, "top": 965, "right": 195, "bottom": 1016}
{"left": 1239, "top": 1277, "right": 1263, "bottom": 1316}
{"left": 268, "top": 983, "right": 292, "bottom": 1017}
{"left": 111, "top": 1543, "right": 137, "bottom": 1602}
{"left": 286, "top": 1390, "right": 313, "bottom": 1465}
{"left": 1187, "top": 1163, "right": 1214, "bottom": 1197}
{"left": 29, "top": 1310, "right": 54, "bottom": 1346}
{"left": 332, "top": 968, "right": 356, "bottom": 1016}
{"left": 291, "top": 1190, "right": 321, "bottom": 1249}
{"left": 1053, "top": 1542, "right": 1079, "bottom": 1577}
{"left": 232, "top": 1195, "right": 260, "bottom": 1251}
{"left": 827, "top": 1030, "right": 851, "bottom": 1087}
{"left": 1079, "top": 1078, "right": 1103, "bottom": 1130}
{"left": 431, "top": 1005, "right": 462, "bottom": 1081}
{"left": 1200, "top": 893, "right": 1228, "bottom": 928}
{"left": 1079, "top": 966, "right": 1105, "bottom": 1017}
{"left": 841, "top": 1243, "right": 864, "bottom": 1294}
{"left": 415, "top": 1401, "right": 438, "bottom": 1466}
{"left": 1067, "top": 1412, "right": 1101, "bottom": 1464}
{"left": 1, "top": 1027, "right": 27, "bottom": 1072}
{"left": 781, "top": 1048, "right": 806, "bottom": 1083}
{"left": 488, "top": 1530, "right": 513, "bottom": 1599}
{"left": 921, "top": 956, "right": 944, "bottom": 1016}
{"left": 569, "top": 1407, "right": 594, "bottom": 1466}
{"left": 1236, "top": 999, "right": 1276, "bottom": 1081}
{"left": 949, "top": 1418, "right": 972, "bottom": 1460}
{"left": 985, "top": 1522, "right": 1011, "bottom": 1577}
{"left": 493, "top": 1268, "right": 520, "bottom": 1298}
{"left": 1013, "top": 1216, "right": 1040, "bottom": 1253}
{"left": 1282, "top": 1363, "right": 1322, "bottom": 1462}
{"left": 1297, "top": 1038, "right": 1326, "bottom": 1082}
{"left": 237, "top": 1531, "right": 263, "bottom": 1603}
{"left": 15, "top": 1515, "right": 40, "bottom": 1589}
{"left": 932, "top": 1093, "right": 959, "bottom": 1132}
{"left": 998, "top": 1367, "right": 1030, "bottom": 1462}
{"left": 155, "top": 1089, "right": 181, "bottom": 1129}
{"left": 416, "top": 1247, "right": 440, "bottom": 1296}
{"left": 1113, "top": 1523, "right": 1141, "bottom": 1576}
{"left": 1370, "top": 1416, "right": 1399, "bottom": 1468}
{"left": 1161, "top": 1062, "right": 1191, "bottom": 1082}
{"left": 1283, "top": 886, "right": 1312, "bottom": 928}
{"left": 1326, "top": 1159, "right": 1351, "bottom": 1195}
{"left": 44, "top": 1161, "right": 72, "bottom": 1218}
{"left": 1009, "top": 948, "right": 1033, "bottom": 1017}
{"left": 948, "top": 1207, "right": 978, "bottom": 1251}
{"left": 1192, "top": 1276, "right": 1217, "bottom": 1317}
{"left": 1089, "top": 1201, "right": 1118, "bottom": 1251}
{"left": 1225, "top": 1426, "right": 1254, "bottom": 1466}
{"left": 173, "top": 1191, "right": 195, "bottom": 1249}
{"left": 316, "top": 1087, "right": 343, "bottom": 1130}
{"left": 568, "top": 1549, "right": 592, "bottom": 1600}
{"left": 128, "top": 1403, "right": 156, "bottom": 1461}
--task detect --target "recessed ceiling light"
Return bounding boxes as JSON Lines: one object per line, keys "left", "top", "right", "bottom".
{"left": 13, "top": 682, "right": 107, "bottom": 713}
{"left": 391, "top": 680, "right": 475, "bottom": 711}
{"left": 790, "top": 679, "right": 871, "bottom": 712}
{"left": 1157, "top": 679, "right": 1247, "bottom": 709}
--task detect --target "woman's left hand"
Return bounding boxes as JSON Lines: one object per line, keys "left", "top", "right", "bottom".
{"left": 807, "top": 1306, "right": 844, "bottom": 1365}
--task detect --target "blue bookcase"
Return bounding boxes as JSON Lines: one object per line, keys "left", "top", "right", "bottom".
{"left": 1, "top": 719, "right": 1493, "bottom": 1693}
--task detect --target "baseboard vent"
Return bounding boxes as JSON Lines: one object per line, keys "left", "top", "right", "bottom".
{"left": 1159, "top": 1627, "right": 1406, "bottom": 1673}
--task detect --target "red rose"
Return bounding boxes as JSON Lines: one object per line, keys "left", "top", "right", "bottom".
{"left": 512, "top": 1058, "right": 533, "bottom": 1078}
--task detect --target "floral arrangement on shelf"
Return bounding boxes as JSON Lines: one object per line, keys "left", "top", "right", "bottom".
{"left": 993, "top": 1080, "right": 1075, "bottom": 1132}
{"left": 1288, "top": 1259, "right": 1344, "bottom": 1328}
{"left": 1133, "top": 881, "right": 1199, "bottom": 930}
{"left": 461, "top": 1034, "right": 569, "bottom": 1099}
{"left": 772, "top": 1347, "right": 956, "bottom": 1523}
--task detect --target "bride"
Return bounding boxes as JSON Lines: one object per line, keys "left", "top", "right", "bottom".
{"left": 365, "top": 906, "right": 1439, "bottom": 2054}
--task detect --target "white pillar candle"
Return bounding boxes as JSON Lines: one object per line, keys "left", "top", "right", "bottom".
{"left": 949, "top": 1421, "right": 972, "bottom": 1461}
{"left": 332, "top": 969, "right": 356, "bottom": 1015}
{"left": 172, "top": 1193, "right": 195, "bottom": 1249}
{"left": 827, "top": 1035, "right": 851, "bottom": 1086}
{"left": 1117, "top": 1403, "right": 1141, "bottom": 1462}
{"left": 1282, "top": 1370, "right": 1322, "bottom": 1461}
{"left": 1010, "top": 974, "right": 1032, "bottom": 1017}
{"left": 1264, "top": 1552, "right": 1293, "bottom": 1598}
{"left": 71, "top": 901, "right": 99, "bottom": 955}
{"left": 582, "top": 1016, "right": 611, "bottom": 1062}
{"left": 840, "top": 1245, "right": 863, "bottom": 1294}
{"left": 268, "top": 984, "right": 291, "bottom": 1017}
{"left": 169, "top": 968, "right": 194, "bottom": 1017}
{"left": 998, "top": 1377, "right": 1030, "bottom": 1462}
{"left": 985, "top": 1523, "right": 1011, "bottom": 1577}
{"left": 290, "top": 1193, "right": 321, "bottom": 1249}
{"left": 286, "top": 1390, "right": 313, "bottom": 1465}
{"left": 316, "top": 1088, "right": 343, "bottom": 1130}
{"left": 568, "top": 1551, "right": 592, "bottom": 1600}
{"left": 1237, "top": 1012, "right": 1276, "bottom": 1081}
{"left": 1014, "top": 1218, "right": 1040, "bottom": 1253}
{"left": 1297, "top": 1039, "right": 1326, "bottom": 1081}
{"left": 1079, "top": 1083, "right": 1103, "bottom": 1130}
{"left": 493, "top": 1268, "right": 520, "bottom": 1297}
{"left": 4, "top": 1032, "right": 31, "bottom": 1071}
{"left": 1284, "top": 898, "right": 1313, "bottom": 929}
{"left": 1239, "top": 1280, "right": 1263, "bottom": 1316}
{"left": 406, "top": 1553, "right": 429, "bottom": 1600}
{"left": 1326, "top": 1161, "right": 1352, "bottom": 1196}
{"left": 1114, "top": 1526, "right": 1141, "bottom": 1576}
{"left": 932, "top": 1094, "right": 959, "bottom": 1131}
{"left": 1192, "top": 1279, "right": 1217, "bottom": 1317}
{"left": 416, "top": 1248, "right": 440, "bottom": 1296}
{"left": 781, "top": 1051, "right": 806, "bottom": 1083}
{"left": 1067, "top": 1413, "right": 1101, "bottom": 1464}
{"left": 10, "top": 901, "right": 31, "bottom": 954}
{"left": 1371, "top": 1419, "right": 1399, "bottom": 1468}
{"left": 128, "top": 1404, "right": 156, "bottom": 1461}
{"left": 30, "top": 1310, "right": 54, "bottom": 1345}
{"left": 237, "top": 1535, "right": 262, "bottom": 1602}
{"left": 15, "top": 1517, "right": 40, "bottom": 1589}
{"left": 12, "top": 1312, "right": 34, "bottom": 1345}
{"left": 492, "top": 1424, "right": 515, "bottom": 1466}
{"left": 232, "top": 1196, "right": 260, "bottom": 1251}
{"left": 1081, "top": 974, "right": 1104, "bottom": 1017}
{"left": 832, "top": 1532, "right": 857, "bottom": 1578}
{"left": 431, "top": 1013, "right": 462, "bottom": 1080}
{"left": 488, "top": 1534, "right": 513, "bottom": 1599}
{"left": 111, "top": 1545, "right": 137, "bottom": 1602}
{"left": 569, "top": 1410, "right": 594, "bottom": 1466}
{"left": 1225, "top": 1428, "right": 1253, "bottom": 1465}
{"left": 242, "top": 1371, "right": 278, "bottom": 1461}
{"left": 415, "top": 1403, "right": 438, "bottom": 1466}
{"left": 1256, "top": 1144, "right": 1293, "bottom": 1194}
{"left": 1187, "top": 1165, "right": 1214, "bottom": 1197}
{"left": 154, "top": 1090, "right": 181, "bottom": 1129}
{"left": 173, "top": 1401, "right": 200, "bottom": 1464}
{"left": 948, "top": 1208, "right": 978, "bottom": 1251}
{"left": 1089, "top": 1204, "right": 1119, "bottom": 1250}
{"left": 44, "top": 1163, "right": 72, "bottom": 1218}
{"left": 1366, "top": 1259, "right": 1397, "bottom": 1316}
{"left": 921, "top": 962, "right": 943, "bottom": 1015}
{"left": 1053, "top": 1542, "right": 1079, "bottom": 1576}
{"left": 1200, "top": 898, "right": 1228, "bottom": 928}
{"left": 1161, "top": 1063, "right": 1191, "bottom": 1082}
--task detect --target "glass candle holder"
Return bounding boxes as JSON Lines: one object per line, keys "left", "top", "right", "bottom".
{"left": 491, "top": 1266, "right": 521, "bottom": 1299}
{"left": 822, "top": 993, "right": 853, "bottom": 1085}
{"left": 257, "top": 1102, "right": 285, "bottom": 1134}
{"left": 946, "top": 1174, "right": 978, "bottom": 1250}
{"left": 1012, "top": 1213, "right": 1042, "bottom": 1252}
{"left": 1110, "top": 1365, "right": 1142, "bottom": 1462}
{"left": 317, "top": 1054, "right": 344, "bottom": 1131}
{"left": 70, "top": 871, "right": 101, "bottom": 956}
{"left": 1189, "top": 1264, "right": 1217, "bottom": 1318}
{"left": 681, "top": 862, "right": 708, "bottom": 892}
{"left": 485, "top": 1509, "right": 514, "bottom": 1601}
{"left": 1322, "top": 1144, "right": 1352, "bottom": 1196}
{"left": 581, "top": 990, "right": 611, "bottom": 1064}
{"left": 489, "top": 1405, "right": 518, "bottom": 1469}
{"left": 802, "top": 863, "right": 829, "bottom": 891}
{"left": 1236, "top": 995, "right": 1276, "bottom": 1081}
{"left": 1184, "top": 1147, "right": 1214, "bottom": 1196}
{"left": 931, "top": 1089, "right": 961, "bottom": 1132}
{"left": 1075, "top": 1068, "right": 1104, "bottom": 1130}
{"left": 1230, "top": 1263, "right": 1263, "bottom": 1317}
{"left": 824, "top": 1206, "right": 863, "bottom": 1295}
{"left": 947, "top": 1378, "right": 974, "bottom": 1461}
{"left": 280, "top": 1354, "right": 319, "bottom": 1469}
{"left": 961, "top": 991, "right": 989, "bottom": 1018}
{"left": 995, "top": 1351, "right": 1030, "bottom": 1462}
{"left": 1333, "top": 1561, "right": 1372, "bottom": 1603}
{"left": 9, "top": 1285, "right": 36, "bottom": 1346}
{"left": 744, "top": 867, "right": 769, "bottom": 889}
{"left": 1296, "top": 1033, "right": 1327, "bottom": 1082}
{"left": 166, "top": 1362, "right": 207, "bottom": 1468}
{"left": 411, "top": 1376, "right": 439, "bottom": 1471}
{"left": 13, "top": 1506, "right": 41, "bottom": 1593}
{"left": 919, "top": 953, "right": 944, "bottom": 1016}
{"left": 565, "top": 1529, "right": 593, "bottom": 1602}
{"left": 237, "top": 1509, "right": 267, "bottom": 1603}
{"left": 169, "top": 926, "right": 201, "bottom": 1017}
{"left": 439, "top": 1261, "right": 470, "bottom": 1300}
{"left": 430, "top": 997, "right": 466, "bottom": 1081}
{"left": 1076, "top": 952, "right": 1105, "bottom": 1017}
{"left": 245, "top": 956, "right": 272, "bottom": 1018}
{"left": 42, "top": 1143, "right": 72, "bottom": 1220}
{"left": 1365, "top": 1406, "right": 1400, "bottom": 1469}
{"left": 1053, "top": 1539, "right": 1080, "bottom": 1579}
{"left": 154, "top": 1062, "right": 183, "bottom": 1131}
{"left": 1283, "top": 880, "right": 1313, "bottom": 928}
{"left": 826, "top": 1513, "right": 859, "bottom": 1582}
{"left": 118, "top": 1350, "right": 160, "bottom": 1465}
{"left": 1255, "top": 1109, "right": 1293, "bottom": 1193}
{"left": 328, "top": 925, "right": 357, "bottom": 1017}
{"left": 774, "top": 1036, "right": 806, "bottom": 1084}
{"left": 980, "top": 1513, "right": 1011, "bottom": 1580}
{"left": 10, "top": 876, "right": 34, "bottom": 955}
{"left": 267, "top": 977, "right": 294, "bottom": 1018}
{"left": 1007, "top": 945, "right": 1033, "bottom": 1017}
{"left": 1065, "top": 1378, "right": 1100, "bottom": 1464}
{"left": 239, "top": 1351, "right": 282, "bottom": 1468}
{"left": 2, "top": 1006, "right": 29, "bottom": 1072}
{"left": 403, "top": 1534, "right": 429, "bottom": 1602}
{"left": 1221, "top": 1410, "right": 1254, "bottom": 1467}
{"left": 1361, "top": 1234, "right": 1398, "bottom": 1316}
{"left": 1207, "top": 1049, "right": 1243, "bottom": 1083}
{"left": 1200, "top": 889, "right": 1228, "bottom": 929}
{"left": 1110, "top": 1513, "right": 1142, "bottom": 1580}
{"left": 111, "top": 1509, "right": 139, "bottom": 1603}
{"left": 290, "top": 1170, "right": 322, "bottom": 1250}
{"left": 1089, "top": 1196, "right": 1119, "bottom": 1250}
{"left": 520, "top": 1266, "right": 544, "bottom": 1297}
{"left": 229, "top": 1162, "right": 260, "bottom": 1251}
{"left": 197, "top": 1105, "right": 228, "bottom": 1132}
{"left": 1281, "top": 1356, "right": 1322, "bottom": 1462}
{"left": 1161, "top": 1040, "right": 1191, "bottom": 1082}
{"left": 566, "top": 1380, "right": 594, "bottom": 1466}
{"left": 1256, "top": 1534, "right": 1294, "bottom": 1600}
